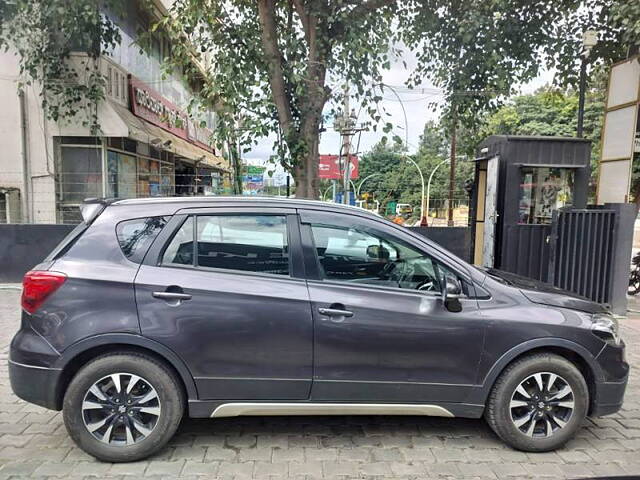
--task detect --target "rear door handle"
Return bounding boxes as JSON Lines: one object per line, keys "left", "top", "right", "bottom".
{"left": 152, "top": 292, "right": 192, "bottom": 301}
{"left": 318, "top": 307, "right": 353, "bottom": 318}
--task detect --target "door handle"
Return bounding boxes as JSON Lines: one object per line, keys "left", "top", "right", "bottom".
{"left": 152, "top": 291, "right": 192, "bottom": 301}
{"left": 318, "top": 307, "right": 353, "bottom": 318}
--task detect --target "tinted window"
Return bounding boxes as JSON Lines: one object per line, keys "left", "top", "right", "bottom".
{"left": 195, "top": 215, "right": 289, "bottom": 275}
{"left": 116, "top": 216, "right": 169, "bottom": 264}
{"left": 162, "top": 216, "right": 194, "bottom": 266}
{"left": 310, "top": 223, "right": 456, "bottom": 292}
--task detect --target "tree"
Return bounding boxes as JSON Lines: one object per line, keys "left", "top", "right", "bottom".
{"left": 611, "top": 0, "right": 640, "bottom": 48}
{"left": 160, "top": 0, "right": 640, "bottom": 200}
{"left": 158, "top": 1, "right": 400, "bottom": 199}
{"left": 0, "top": 0, "right": 123, "bottom": 133}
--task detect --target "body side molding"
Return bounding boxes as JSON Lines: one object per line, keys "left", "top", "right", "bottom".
{"left": 210, "top": 402, "right": 455, "bottom": 418}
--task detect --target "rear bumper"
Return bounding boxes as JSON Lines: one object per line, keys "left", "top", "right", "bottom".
{"left": 8, "top": 359, "right": 62, "bottom": 410}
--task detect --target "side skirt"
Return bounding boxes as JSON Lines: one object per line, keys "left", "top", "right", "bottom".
{"left": 188, "top": 400, "right": 485, "bottom": 419}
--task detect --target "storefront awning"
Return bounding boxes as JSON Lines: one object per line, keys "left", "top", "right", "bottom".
{"left": 109, "top": 102, "right": 229, "bottom": 172}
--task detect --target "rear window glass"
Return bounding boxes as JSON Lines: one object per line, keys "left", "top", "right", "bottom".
{"left": 116, "top": 216, "right": 169, "bottom": 264}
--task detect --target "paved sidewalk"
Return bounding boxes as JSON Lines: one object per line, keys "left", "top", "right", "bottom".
{"left": 0, "top": 287, "right": 639, "bottom": 479}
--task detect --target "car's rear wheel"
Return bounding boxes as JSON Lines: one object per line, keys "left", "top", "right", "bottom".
{"left": 485, "top": 353, "right": 588, "bottom": 452}
{"left": 63, "top": 352, "right": 184, "bottom": 462}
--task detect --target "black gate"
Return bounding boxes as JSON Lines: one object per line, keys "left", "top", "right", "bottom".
{"left": 548, "top": 209, "right": 616, "bottom": 304}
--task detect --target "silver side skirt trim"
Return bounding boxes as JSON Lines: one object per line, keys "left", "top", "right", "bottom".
{"left": 211, "top": 402, "right": 454, "bottom": 418}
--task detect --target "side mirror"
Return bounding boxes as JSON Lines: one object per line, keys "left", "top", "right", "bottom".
{"left": 440, "top": 272, "right": 463, "bottom": 313}
{"left": 366, "top": 244, "right": 390, "bottom": 261}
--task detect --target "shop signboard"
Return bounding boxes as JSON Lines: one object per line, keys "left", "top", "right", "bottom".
{"left": 319, "top": 154, "right": 359, "bottom": 179}
{"left": 129, "top": 76, "right": 214, "bottom": 153}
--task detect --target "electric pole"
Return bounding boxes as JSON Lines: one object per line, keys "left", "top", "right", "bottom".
{"left": 342, "top": 85, "right": 351, "bottom": 205}
{"left": 334, "top": 83, "right": 367, "bottom": 205}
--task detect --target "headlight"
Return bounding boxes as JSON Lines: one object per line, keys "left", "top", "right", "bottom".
{"left": 591, "top": 313, "right": 620, "bottom": 345}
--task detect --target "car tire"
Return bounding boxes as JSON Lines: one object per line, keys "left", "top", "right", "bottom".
{"left": 485, "top": 353, "right": 589, "bottom": 452}
{"left": 63, "top": 351, "right": 184, "bottom": 462}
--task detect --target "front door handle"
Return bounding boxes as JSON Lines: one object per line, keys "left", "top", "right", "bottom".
{"left": 318, "top": 307, "right": 353, "bottom": 318}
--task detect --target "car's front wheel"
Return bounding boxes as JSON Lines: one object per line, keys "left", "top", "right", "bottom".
{"left": 485, "top": 353, "right": 589, "bottom": 452}
{"left": 63, "top": 352, "right": 184, "bottom": 462}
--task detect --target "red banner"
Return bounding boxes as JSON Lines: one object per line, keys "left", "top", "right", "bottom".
{"left": 319, "top": 154, "right": 359, "bottom": 180}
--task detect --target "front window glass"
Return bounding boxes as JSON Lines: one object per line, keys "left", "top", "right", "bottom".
{"left": 310, "top": 224, "right": 455, "bottom": 293}
{"left": 519, "top": 167, "right": 574, "bottom": 224}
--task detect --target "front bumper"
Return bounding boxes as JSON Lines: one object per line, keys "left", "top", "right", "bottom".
{"left": 591, "top": 340, "right": 629, "bottom": 417}
{"left": 591, "top": 377, "right": 628, "bottom": 416}
{"left": 8, "top": 359, "right": 62, "bottom": 410}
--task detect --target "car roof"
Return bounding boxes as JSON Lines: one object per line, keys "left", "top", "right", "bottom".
{"left": 110, "top": 195, "right": 377, "bottom": 216}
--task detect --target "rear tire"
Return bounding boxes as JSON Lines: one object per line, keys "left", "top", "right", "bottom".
{"left": 485, "top": 353, "right": 588, "bottom": 452}
{"left": 63, "top": 352, "right": 184, "bottom": 462}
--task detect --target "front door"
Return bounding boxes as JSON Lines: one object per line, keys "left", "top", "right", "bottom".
{"left": 135, "top": 209, "right": 313, "bottom": 400}
{"left": 300, "top": 210, "right": 485, "bottom": 404}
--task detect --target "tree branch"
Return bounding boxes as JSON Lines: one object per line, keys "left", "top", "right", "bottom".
{"left": 257, "top": 0, "right": 295, "bottom": 137}
{"left": 330, "top": 0, "right": 396, "bottom": 37}
{"left": 349, "top": 0, "right": 396, "bottom": 17}
{"left": 292, "top": 0, "right": 311, "bottom": 45}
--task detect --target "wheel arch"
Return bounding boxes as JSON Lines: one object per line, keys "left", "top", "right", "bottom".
{"left": 53, "top": 334, "right": 198, "bottom": 410}
{"left": 477, "top": 338, "right": 604, "bottom": 415}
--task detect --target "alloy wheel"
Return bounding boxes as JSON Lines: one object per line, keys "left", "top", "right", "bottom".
{"left": 81, "top": 373, "right": 161, "bottom": 446}
{"left": 509, "top": 372, "right": 574, "bottom": 438}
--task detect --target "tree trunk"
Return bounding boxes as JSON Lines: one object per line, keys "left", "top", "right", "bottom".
{"left": 292, "top": 129, "right": 320, "bottom": 199}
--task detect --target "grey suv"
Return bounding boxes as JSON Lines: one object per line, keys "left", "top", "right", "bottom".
{"left": 9, "top": 197, "right": 628, "bottom": 462}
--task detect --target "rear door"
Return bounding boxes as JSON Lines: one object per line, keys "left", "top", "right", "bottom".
{"left": 135, "top": 207, "right": 313, "bottom": 400}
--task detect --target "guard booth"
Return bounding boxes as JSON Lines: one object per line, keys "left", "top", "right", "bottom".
{"left": 470, "top": 136, "right": 590, "bottom": 278}
{"left": 469, "top": 135, "right": 635, "bottom": 314}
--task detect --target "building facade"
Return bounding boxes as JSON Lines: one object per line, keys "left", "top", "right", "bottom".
{"left": 0, "top": 0, "right": 230, "bottom": 224}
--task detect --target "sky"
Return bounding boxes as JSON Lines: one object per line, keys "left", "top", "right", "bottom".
{"left": 245, "top": 48, "right": 555, "bottom": 185}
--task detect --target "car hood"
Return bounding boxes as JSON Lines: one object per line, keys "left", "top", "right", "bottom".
{"left": 483, "top": 268, "right": 608, "bottom": 314}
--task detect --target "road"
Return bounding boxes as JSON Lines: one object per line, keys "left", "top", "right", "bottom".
{"left": 0, "top": 287, "right": 639, "bottom": 479}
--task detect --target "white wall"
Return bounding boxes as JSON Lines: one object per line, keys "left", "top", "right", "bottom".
{"left": 0, "top": 48, "right": 57, "bottom": 223}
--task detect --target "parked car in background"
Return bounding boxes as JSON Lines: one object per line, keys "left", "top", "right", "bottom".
{"left": 9, "top": 197, "right": 628, "bottom": 462}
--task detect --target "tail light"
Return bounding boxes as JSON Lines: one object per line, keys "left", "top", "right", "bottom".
{"left": 21, "top": 271, "right": 67, "bottom": 314}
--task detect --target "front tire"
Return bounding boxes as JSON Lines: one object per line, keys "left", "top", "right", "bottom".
{"left": 63, "top": 352, "right": 184, "bottom": 462}
{"left": 485, "top": 353, "right": 588, "bottom": 452}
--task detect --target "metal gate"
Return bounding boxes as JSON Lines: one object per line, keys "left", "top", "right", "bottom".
{"left": 548, "top": 209, "right": 616, "bottom": 304}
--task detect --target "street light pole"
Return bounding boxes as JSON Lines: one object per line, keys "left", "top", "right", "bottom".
{"left": 577, "top": 30, "right": 598, "bottom": 138}
{"left": 356, "top": 173, "right": 381, "bottom": 197}
{"left": 577, "top": 57, "right": 587, "bottom": 138}
{"left": 426, "top": 158, "right": 450, "bottom": 226}
{"left": 405, "top": 157, "right": 426, "bottom": 226}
